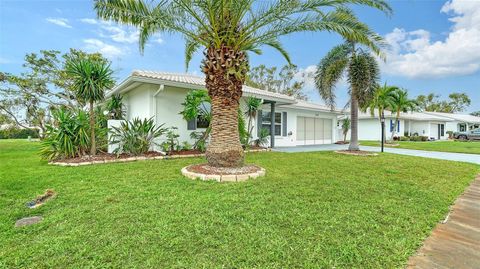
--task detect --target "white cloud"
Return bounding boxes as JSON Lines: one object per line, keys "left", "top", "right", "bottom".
{"left": 294, "top": 65, "right": 317, "bottom": 90}
{"left": 80, "top": 18, "right": 98, "bottom": 25}
{"left": 382, "top": 0, "right": 480, "bottom": 78}
{"left": 46, "top": 17, "right": 72, "bottom": 28}
{"left": 82, "top": 39, "right": 124, "bottom": 58}
{"left": 100, "top": 24, "right": 139, "bottom": 44}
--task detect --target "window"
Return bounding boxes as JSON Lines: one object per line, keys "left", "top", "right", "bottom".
{"left": 440, "top": 124, "right": 445, "bottom": 136}
{"left": 196, "top": 115, "right": 209, "bottom": 129}
{"left": 459, "top": 124, "right": 466, "bottom": 132}
{"left": 262, "top": 111, "right": 282, "bottom": 136}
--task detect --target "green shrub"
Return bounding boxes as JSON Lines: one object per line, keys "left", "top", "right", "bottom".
{"left": 161, "top": 127, "right": 180, "bottom": 154}
{"left": 421, "top": 136, "right": 428, "bottom": 141}
{"left": 0, "top": 128, "right": 40, "bottom": 139}
{"left": 181, "top": 141, "right": 192, "bottom": 151}
{"left": 255, "top": 128, "right": 270, "bottom": 147}
{"left": 400, "top": 136, "right": 409, "bottom": 141}
{"left": 110, "top": 117, "right": 166, "bottom": 156}
{"left": 40, "top": 108, "right": 90, "bottom": 160}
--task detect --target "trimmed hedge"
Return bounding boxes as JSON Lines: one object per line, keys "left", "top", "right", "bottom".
{"left": 0, "top": 128, "right": 40, "bottom": 139}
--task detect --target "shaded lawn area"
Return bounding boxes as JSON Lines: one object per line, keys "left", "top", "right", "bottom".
{"left": 1, "top": 140, "right": 479, "bottom": 268}
{"left": 360, "top": 140, "right": 480, "bottom": 154}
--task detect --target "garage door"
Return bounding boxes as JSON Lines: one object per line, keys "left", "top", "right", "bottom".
{"left": 296, "top": 116, "right": 332, "bottom": 145}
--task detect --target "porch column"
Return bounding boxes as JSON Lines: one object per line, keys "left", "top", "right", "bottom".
{"left": 270, "top": 101, "right": 276, "bottom": 148}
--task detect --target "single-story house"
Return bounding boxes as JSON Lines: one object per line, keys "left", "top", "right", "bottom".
{"left": 338, "top": 109, "right": 452, "bottom": 141}
{"left": 107, "top": 70, "right": 341, "bottom": 152}
{"left": 423, "top": 112, "right": 480, "bottom": 132}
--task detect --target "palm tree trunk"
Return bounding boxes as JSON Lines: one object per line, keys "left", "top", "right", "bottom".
{"left": 348, "top": 93, "right": 360, "bottom": 151}
{"left": 89, "top": 100, "right": 96, "bottom": 156}
{"left": 247, "top": 114, "right": 253, "bottom": 146}
{"left": 203, "top": 45, "right": 246, "bottom": 167}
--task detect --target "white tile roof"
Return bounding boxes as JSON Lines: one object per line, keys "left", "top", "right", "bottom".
{"left": 283, "top": 100, "right": 340, "bottom": 113}
{"left": 423, "top": 111, "right": 480, "bottom": 124}
{"left": 339, "top": 109, "right": 453, "bottom": 121}
{"left": 129, "top": 70, "right": 296, "bottom": 103}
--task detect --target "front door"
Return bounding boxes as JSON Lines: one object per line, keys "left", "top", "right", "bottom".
{"left": 438, "top": 124, "right": 445, "bottom": 139}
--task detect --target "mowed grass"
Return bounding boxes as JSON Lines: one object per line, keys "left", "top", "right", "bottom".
{"left": 360, "top": 140, "right": 480, "bottom": 154}
{"left": 1, "top": 140, "right": 478, "bottom": 268}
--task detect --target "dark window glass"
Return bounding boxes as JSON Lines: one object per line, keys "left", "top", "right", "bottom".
{"left": 196, "top": 115, "right": 209, "bottom": 128}
{"left": 261, "top": 124, "right": 281, "bottom": 136}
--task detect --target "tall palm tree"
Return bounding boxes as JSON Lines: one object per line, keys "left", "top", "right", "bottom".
{"left": 362, "top": 83, "right": 397, "bottom": 142}
{"left": 390, "top": 89, "right": 417, "bottom": 140}
{"left": 65, "top": 58, "right": 114, "bottom": 156}
{"left": 315, "top": 40, "right": 382, "bottom": 151}
{"left": 95, "top": 0, "right": 391, "bottom": 167}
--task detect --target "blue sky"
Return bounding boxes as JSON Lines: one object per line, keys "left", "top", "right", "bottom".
{"left": 1, "top": 0, "right": 479, "bottom": 113}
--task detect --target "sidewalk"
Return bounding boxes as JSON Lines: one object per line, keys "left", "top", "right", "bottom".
{"left": 407, "top": 175, "right": 480, "bottom": 269}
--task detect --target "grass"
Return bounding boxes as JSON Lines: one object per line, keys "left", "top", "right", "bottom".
{"left": 1, "top": 139, "right": 479, "bottom": 268}
{"left": 360, "top": 140, "right": 480, "bottom": 154}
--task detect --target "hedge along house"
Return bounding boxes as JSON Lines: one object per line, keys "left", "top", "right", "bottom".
{"left": 338, "top": 109, "right": 452, "bottom": 141}
{"left": 106, "top": 70, "right": 341, "bottom": 152}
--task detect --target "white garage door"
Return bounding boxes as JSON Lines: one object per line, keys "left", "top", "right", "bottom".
{"left": 296, "top": 116, "right": 332, "bottom": 145}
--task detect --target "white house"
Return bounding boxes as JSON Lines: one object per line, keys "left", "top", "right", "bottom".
{"left": 423, "top": 112, "right": 480, "bottom": 133}
{"left": 107, "top": 70, "right": 341, "bottom": 151}
{"left": 338, "top": 109, "right": 452, "bottom": 141}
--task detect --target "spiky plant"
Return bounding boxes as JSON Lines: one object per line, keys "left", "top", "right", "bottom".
{"left": 65, "top": 58, "right": 114, "bottom": 155}
{"left": 244, "top": 96, "right": 262, "bottom": 145}
{"left": 95, "top": 0, "right": 391, "bottom": 166}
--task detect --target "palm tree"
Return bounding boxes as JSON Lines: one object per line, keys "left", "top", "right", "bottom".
{"left": 106, "top": 94, "right": 125, "bottom": 120}
{"left": 95, "top": 0, "right": 391, "bottom": 167}
{"left": 362, "top": 83, "right": 397, "bottom": 143}
{"left": 244, "top": 96, "right": 262, "bottom": 146}
{"left": 65, "top": 58, "right": 114, "bottom": 156}
{"left": 390, "top": 89, "right": 417, "bottom": 140}
{"left": 315, "top": 39, "right": 382, "bottom": 151}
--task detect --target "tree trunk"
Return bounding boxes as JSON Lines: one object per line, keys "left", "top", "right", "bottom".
{"left": 89, "top": 100, "right": 96, "bottom": 156}
{"left": 348, "top": 93, "right": 360, "bottom": 151}
{"left": 203, "top": 45, "right": 247, "bottom": 167}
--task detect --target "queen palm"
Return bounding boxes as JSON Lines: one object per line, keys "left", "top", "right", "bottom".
{"left": 315, "top": 40, "right": 382, "bottom": 151}
{"left": 390, "top": 88, "right": 417, "bottom": 140}
{"left": 362, "top": 83, "right": 397, "bottom": 143}
{"left": 65, "top": 58, "right": 114, "bottom": 155}
{"left": 95, "top": 0, "right": 391, "bottom": 167}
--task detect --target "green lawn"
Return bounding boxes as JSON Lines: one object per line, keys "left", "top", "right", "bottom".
{"left": 360, "top": 140, "right": 480, "bottom": 154}
{"left": 1, "top": 140, "right": 478, "bottom": 268}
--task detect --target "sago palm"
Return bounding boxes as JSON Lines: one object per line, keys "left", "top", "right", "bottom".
{"left": 65, "top": 58, "right": 114, "bottom": 155}
{"left": 95, "top": 0, "right": 391, "bottom": 167}
{"left": 362, "top": 83, "right": 397, "bottom": 142}
{"left": 315, "top": 40, "right": 382, "bottom": 151}
{"left": 390, "top": 88, "right": 417, "bottom": 140}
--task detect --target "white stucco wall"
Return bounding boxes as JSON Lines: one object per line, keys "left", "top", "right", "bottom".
{"left": 341, "top": 118, "right": 405, "bottom": 141}
{"left": 124, "top": 84, "right": 155, "bottom": 120}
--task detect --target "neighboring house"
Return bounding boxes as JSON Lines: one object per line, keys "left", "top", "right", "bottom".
{"left": 423, "top": 112, "right": 480, "bottom": 133}
{"left": 338, "top": 109, "right": 452, "bottom": 141}
{"left": 107, "top": 70, "right": 341, "bottom": 152}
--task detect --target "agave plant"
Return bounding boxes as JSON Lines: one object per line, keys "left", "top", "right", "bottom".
{"left": 95, "top": 0, "right": 391, "bottom": 167}
{"left": 109, "top": 117, "right": 166, "bottom": 156}
{"left": 40, "top": 108, "right": 90, "bottom": 160}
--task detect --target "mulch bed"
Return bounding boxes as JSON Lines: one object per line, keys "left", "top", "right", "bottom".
{"left": 53, "top": 151, "right": 164, "bottom": 164}
{"left": 335, "top": 141, "right": 350, "bottom": 145}
{"left": 335, "top": 150, "right": 378, "bottom": 156}
{"left": 167, "top": 149, "right": 203, "bottom": 156}
{"left": 186, "top": 163, "right": 263, "bottom": 175}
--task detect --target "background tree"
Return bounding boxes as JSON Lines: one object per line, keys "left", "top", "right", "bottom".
{"left": 390, "top": 89, "right": 416, "bottom": 140}
{"left": 471, "top": 111, "right": 480, "bottom": 117}
{"left": 315, "top": 38, "right": 382, "bottom": 151}
{"left": 65, "top": 58, "right": 114, "bottom": 155}
{"left": 246, "top": 64, "right": 308, "bottom": 100}
{"left": 415, "top": 92, "right": 471, "bottom": 113}
{"left": 105, "top": 94, "right": 125, "bottom": 120}
{"left": 362, "top": 83, "right": 396, "bottom": 143}
{"left": 0, "top": 49, "right": 110, "bottom": 132}
{"left": 95, "top": 0, "right": 391, "bottom": 167}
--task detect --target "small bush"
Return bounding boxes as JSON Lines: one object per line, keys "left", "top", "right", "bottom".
{"left": 0, "top": 128, "right": 40, "bottom": 139}
{"left": 161, "top": 127, "right": 180, "bottom": 154}
{"left": 110, "top": 118, "right": 166, "bottom": 156}
{"left": 421, "top": 136, "right": 428, "bottom": 141}
{"left": 255, "top": 128, "right": 270, "bottom": 147}
{"left": 181, "top": 141, "right": 192, "bottom": 151}
{"left": 400, "top": 136, "right": 409, "bottom": 141}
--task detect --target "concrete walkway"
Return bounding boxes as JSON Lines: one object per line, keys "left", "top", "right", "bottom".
{"left": 274, "top": 144, "right": 480, "bottom": 165}
{"left": 407, "top": 176, "right": 480, "bottom": 269}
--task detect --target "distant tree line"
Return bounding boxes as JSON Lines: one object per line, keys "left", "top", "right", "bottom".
{"left": 415, "top": 92, "right": 471, "bottom": 113}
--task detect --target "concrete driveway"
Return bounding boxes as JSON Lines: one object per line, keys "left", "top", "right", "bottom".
{"left": 274, "top": 144, "right": 480, "bottom": 165}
